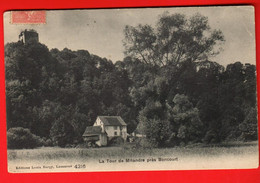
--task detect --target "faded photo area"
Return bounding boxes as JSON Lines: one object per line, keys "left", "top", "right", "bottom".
{"left": 4, "top": 6, "right": 259, "bottom": 173}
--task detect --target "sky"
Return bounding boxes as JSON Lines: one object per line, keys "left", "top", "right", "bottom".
{"left": 4, "top": 6, "right": 256, "bottom": 66}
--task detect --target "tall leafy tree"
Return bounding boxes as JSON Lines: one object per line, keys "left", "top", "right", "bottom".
{"left": 123, "top": 12, "right": 224, "bottom": 66}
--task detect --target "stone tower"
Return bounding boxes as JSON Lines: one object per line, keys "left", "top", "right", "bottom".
{"left": 19, "top": 29, "right": 39, "bottom": 44}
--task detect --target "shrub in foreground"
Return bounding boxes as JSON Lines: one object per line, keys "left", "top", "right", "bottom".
{"left": 108, "top": 136, "right": 125, "bottom": 146}
{"left": 7, "top": 127, "right": 43, "bottom": 149}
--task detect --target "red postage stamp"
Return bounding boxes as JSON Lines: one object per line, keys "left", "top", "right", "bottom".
{"left": 11, "top": 11, "right": 46, "bottom": 24}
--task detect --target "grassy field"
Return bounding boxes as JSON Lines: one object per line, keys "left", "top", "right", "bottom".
{"left": 7, "top": 141, "right": 259, "bottom": 172}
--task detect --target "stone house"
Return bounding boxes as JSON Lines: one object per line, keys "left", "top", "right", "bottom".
{"left": 82, "top": 116, "right": 127, "bottom": 146}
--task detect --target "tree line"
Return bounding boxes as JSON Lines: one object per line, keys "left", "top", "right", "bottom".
{"left": 5, "top": 12, "right": 258, "bottom": 148}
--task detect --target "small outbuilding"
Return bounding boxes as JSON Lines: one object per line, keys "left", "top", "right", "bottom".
{"left": 82, "top": 126, "right": 107, "bottom": 147}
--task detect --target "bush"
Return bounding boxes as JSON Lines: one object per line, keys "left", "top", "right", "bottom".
{"left": 7, "top": 127, "right": 43, "bottom": 149}
{"left": 108, "top": 136, "right": 125, "bottom": 146}
{"left": 137, "top": 100, "right": 171, "bottom": 148}
{"left": 75, "top": 143, "right": 89, "bottom": 148}
{"left": 44, "top": 139, "right": 53, "bottom": 146}
{"left": 203, "top": 130, "right": 219, "bottom": 144}
{"left": 238, "top": 107, "right": 258, "bottom": 141}
{"left": 128, "top": 137, "right": 156, "bottom": 149}
{"left": 138, "top": 138, "right": 157, "bottom": 148}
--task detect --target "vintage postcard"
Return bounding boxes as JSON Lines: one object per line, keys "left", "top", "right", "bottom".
{"left": 4, "top": 6, "right": 259, "bottom": 173}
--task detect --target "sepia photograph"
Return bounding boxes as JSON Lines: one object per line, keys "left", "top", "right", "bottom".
{"left": 4, "top": 6, "right": 259, "bottom": 173}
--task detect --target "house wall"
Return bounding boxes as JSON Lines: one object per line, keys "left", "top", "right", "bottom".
{"left": 94, "top": 118, "right": 105, "bottom": 132}
{"left": 94, "top": 117, "right": 127, "bottom": 141}
{"left": 97, "top": 133, "right": 107, "bottom": 146}
{"left": 105, "top": 126, "right": 127, "bottom": 141}
{"left": 121, "top": 126, "right": 127, "bottom": 141}
{"left": 105, "top": 126, "right": 118, "bottom": 138}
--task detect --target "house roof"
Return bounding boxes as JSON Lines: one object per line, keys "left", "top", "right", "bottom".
{"left": 82, "top": 126, "right": 103, "bottom": 136}
{"left": 98, "top": 116, "right": 127, "bottom": 126}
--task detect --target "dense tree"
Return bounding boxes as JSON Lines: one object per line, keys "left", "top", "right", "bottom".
{"left": 137, "top": 100, "right": 171, "bottom": 147}
{"left": 168, "top": 94, "right": 203, "bottom": 145}
{"left": 5, "top": 41, "right": 137, "bottom": 147}
{"left": 239, "top": 107, "right": 258, "bottom": 141}
{"left": 123, "top": 13, "right": 224, "bottom": 66}
{"left": 5, "top": 41, "right": 58, "bottom": 131}
{"left": 216, "top": 62, "right": 257, "bottom": 141}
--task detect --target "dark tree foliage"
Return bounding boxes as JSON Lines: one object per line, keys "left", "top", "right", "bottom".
{"left": 5, "top": 42, "right": 136, "bottom": 147}
{"left": 169, "top": 94, "right": 203, "bottom": 145}
{"left": 7, "top": 127, "right": 42, "bottom": 149}
{"left": 138, "top": 99, "right": 171, "bottom": 147}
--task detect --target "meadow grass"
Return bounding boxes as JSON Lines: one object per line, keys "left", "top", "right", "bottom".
{"left": 8, "top": 141, "right": 258, "bottom": 162}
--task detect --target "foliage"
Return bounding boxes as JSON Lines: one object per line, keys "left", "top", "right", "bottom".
{"left": 138, "top": 100, "right": 171, "bottom": 147}
{"left": 123, "top": 12, "right": 224, "bottom": 66}
{"left": 7, "top": 127, "right": 43, "bottom": 149}
{"left": 108, "top": 136, "right": 125, "bottom": 146}
{"left": 5, "top": 41, "right": 137, "bottom": 148}
{"left": 170, "top": 94, "right": 203, "bottom": 144}
{"left": 239, "top": 107, "right": 258, "bottom": 141}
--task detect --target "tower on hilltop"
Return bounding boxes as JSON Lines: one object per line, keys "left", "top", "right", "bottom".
{"left": 19, "top": 29, "right": 39, "bottom": 44}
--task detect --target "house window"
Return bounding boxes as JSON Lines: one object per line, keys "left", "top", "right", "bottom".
{"left": 114, "top": 126, "right": 117, "bottom": 130}
{"left": 114, "top": 131, "right": 117, "bottom": 136}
